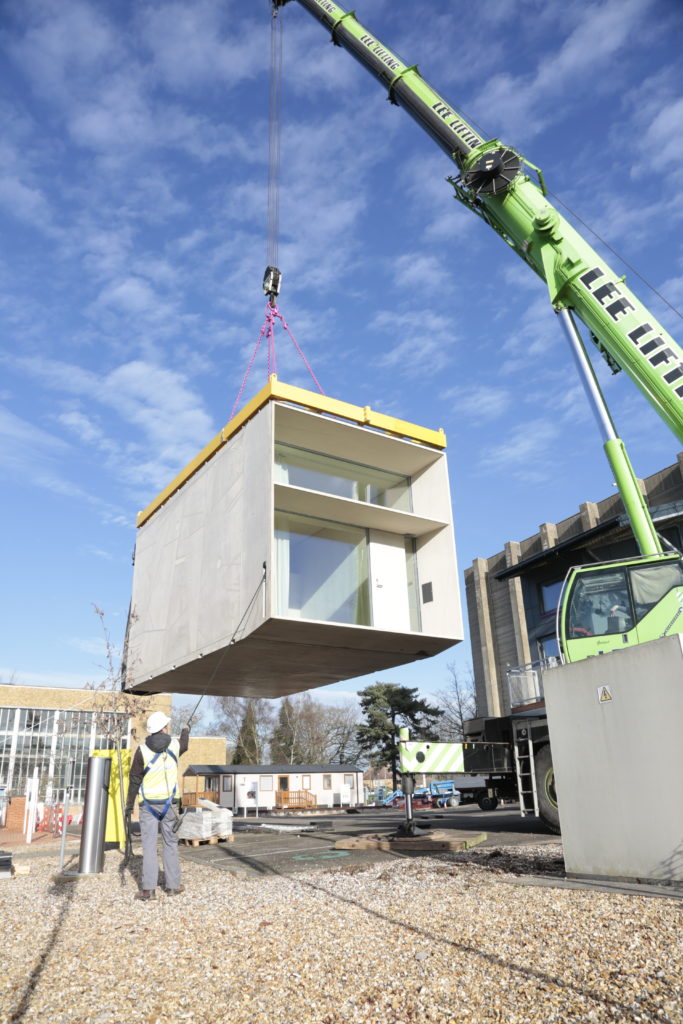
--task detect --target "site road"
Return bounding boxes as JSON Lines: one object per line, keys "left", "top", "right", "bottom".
{"left": 173, "top": 804, "right": 558, "bottom": 879}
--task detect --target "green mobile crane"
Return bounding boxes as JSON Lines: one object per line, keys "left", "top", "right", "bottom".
{"left": 275, "top": 1, "right": 683, "bottom": 831}
{"left": 275, "top": 0, "right": 683, "bottom": 665}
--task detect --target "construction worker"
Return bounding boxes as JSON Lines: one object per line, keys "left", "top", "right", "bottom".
{"left": 125, "top": 711, "right": 189, "bottom": 901}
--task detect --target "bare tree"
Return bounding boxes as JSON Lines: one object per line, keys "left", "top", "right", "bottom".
{"left": 169, "top": 699, "right": 205, "bottom": 735}
{"left": 212, "top": 696, "right": 274, "bottom": 763}
{"left": 267, "top": 695, "right": 362, "bottom": 764}
{"left": 434, "top": 662, "right": 477, "bottom": 742}
{"left": 86, "top": 605, "right": 153, "bottom": 828}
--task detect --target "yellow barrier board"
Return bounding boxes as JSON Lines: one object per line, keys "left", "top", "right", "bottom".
{"left": 94, "top": 749, "right": 131, "bottom": 851}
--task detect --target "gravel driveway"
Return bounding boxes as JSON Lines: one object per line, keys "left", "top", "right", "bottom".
{"left": 1, "top": 843, "right": 681, "bottom": 1023}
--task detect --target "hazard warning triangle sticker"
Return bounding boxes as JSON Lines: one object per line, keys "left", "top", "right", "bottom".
{"left": 597, "top": 685, "right": 613, "bottom": 703}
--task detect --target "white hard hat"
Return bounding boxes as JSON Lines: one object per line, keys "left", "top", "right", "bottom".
{"left": 147, "top": 711, "right": 170, "bottom": 734}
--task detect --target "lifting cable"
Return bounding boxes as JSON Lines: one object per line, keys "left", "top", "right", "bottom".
{"left": 229, "top": 3, "right": 324, "bottom": 422}
{"left": 183, "top": 563, "right": 268, "bottom": 727}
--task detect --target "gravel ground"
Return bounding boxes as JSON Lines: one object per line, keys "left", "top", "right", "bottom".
{"left": 1, "top": 843, "right": 681, "bottom": 1024}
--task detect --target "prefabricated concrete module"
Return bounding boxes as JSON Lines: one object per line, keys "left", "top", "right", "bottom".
{"left": 123, "top": 376, "right": 462, "bottom": 699}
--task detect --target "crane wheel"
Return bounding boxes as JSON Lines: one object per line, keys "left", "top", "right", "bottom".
{"left": 535, "top": 744, "right": 561, "bottom": 834}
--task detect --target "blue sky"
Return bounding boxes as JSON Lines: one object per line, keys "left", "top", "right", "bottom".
{"left": 2, "top": 0, "right": 682, "bottom": 717}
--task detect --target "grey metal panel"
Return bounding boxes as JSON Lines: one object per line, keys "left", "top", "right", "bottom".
{"left": 126, "top": 617, "right": 456, "bottom": 698}
{"left": 543, "top": 635, "right": 683, "bottom": 887}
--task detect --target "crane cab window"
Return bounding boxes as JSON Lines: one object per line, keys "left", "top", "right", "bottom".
{"left": 566, "top": 569, "right": 634, "bottom": 638}
{"left": 629, "top": 560, "right": 683, "bottom": 622}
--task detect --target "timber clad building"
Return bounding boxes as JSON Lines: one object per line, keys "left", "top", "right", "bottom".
{"left": 465, "top": 456, "right": 683, "bottom": 719}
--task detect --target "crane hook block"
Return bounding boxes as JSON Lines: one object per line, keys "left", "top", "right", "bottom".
{"left": 263, "top": 266, "right": 282, "bottom": 304}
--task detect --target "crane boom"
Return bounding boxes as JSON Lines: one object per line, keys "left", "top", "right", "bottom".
{"left": 278, "top": 0, "right": 683, "bottom": 454}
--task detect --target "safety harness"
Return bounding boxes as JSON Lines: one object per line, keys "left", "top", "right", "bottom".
{"left": 140, "top": 739, "right": 179, "bottom": 821}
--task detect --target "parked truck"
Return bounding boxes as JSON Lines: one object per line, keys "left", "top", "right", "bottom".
{"left": 276, "top": 0, "right": 683, "bottom": 832}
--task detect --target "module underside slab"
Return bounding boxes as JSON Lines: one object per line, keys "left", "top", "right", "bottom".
{"left": 123, "top": 618, "right": 454, "bottom": 699}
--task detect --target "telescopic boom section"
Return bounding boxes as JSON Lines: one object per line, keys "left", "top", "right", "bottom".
{"left": 275, "top": 0, "right": 484, "bottom": 163}
{"left": 277, "top": 0, "right": 683, "bottom": 452}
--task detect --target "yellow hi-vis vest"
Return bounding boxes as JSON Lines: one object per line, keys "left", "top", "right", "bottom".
{"left": 140, "top": 738, "right": 180, "bottom": 811}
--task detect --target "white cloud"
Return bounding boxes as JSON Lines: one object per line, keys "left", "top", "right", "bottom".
{"left": 472, "top": 0, "right": 656, "bottom": 140}
{"left": 372, "top": 308, "right": 458, "bottom": 376}
{"left": 138, "top": 1, "right": 265, "bottom": 92}
{"left": 393, "top": 253, "right": 452, "bottom": 294}
{"left": 478, "top": 417, "right": 561, "bottom": 484}
{"left": 0, "top": 175, "right": 55, "bottom": 232}
{"left": 442, "top": 384, "right": 512, "bottom": 423}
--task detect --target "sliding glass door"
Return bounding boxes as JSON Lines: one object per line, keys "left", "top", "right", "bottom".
{"left": 275, "top": 511, "right": 371, "bottom": 625}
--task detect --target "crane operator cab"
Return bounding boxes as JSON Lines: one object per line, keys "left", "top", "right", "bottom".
{"left": 558, "top": 554, "right": 683, "bottom": 663}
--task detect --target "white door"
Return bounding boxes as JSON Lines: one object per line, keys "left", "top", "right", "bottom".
{"left": 368, "top": 531, "right": 411, "bottom": 631}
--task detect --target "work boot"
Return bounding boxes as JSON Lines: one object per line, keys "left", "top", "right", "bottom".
{"left": 164, "top": 885, "right": 185, "bottom": 895}
{"left": 135, "top": 889, "right": 156, "bottom": 901}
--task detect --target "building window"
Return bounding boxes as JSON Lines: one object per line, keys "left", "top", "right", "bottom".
{"left": 404, "top": 537, "right": 421, "bottom": 631}
{"left": 344, "top": 774, "right": 355, "bottom": 788}
{"left": 260, "top": 775, "right": 273, "bottom": 791}
{"left": 322, "top": 774, "right": 332, "bottom": 790}
{"left": 0, "top": 706, "right": 129, "bottom": 802}
{"left": 302, "top": 775, "right": 311, "bottom": 789}
{"left": 275, "top": 443, "right": 411, "bottom": 511}
{"left": 222, "top": 775, "right": 233, "bottom": 792}
{"left": 540, "top": 580, "right": 564, "bottom": 615}
{"left": 538, "top": 635, "right": 560, "bottom": 660}
{"left": 275, "top": 511, "right": 371, "bottom": 625}
{"left": 205, "top": 776, "right": 219, "bottom": 793}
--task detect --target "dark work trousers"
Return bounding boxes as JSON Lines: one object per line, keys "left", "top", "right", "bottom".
{"left": 139, "top": 802, "right": 182, "bottom": 892}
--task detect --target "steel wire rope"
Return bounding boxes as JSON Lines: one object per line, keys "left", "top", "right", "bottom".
{"left": 184, "top": 563, "right": 268, "bottom": 727}
{"left": 229, "top": 4, "right": 324, "bottom": 419}
{"left": 267, "top": 4, "right": 283, "bottom": 271}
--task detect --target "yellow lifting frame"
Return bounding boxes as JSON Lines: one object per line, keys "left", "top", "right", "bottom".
{"left": 136, "top": 375, "right": 447, "bottom": 528}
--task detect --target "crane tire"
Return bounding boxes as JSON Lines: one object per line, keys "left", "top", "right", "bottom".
{"left": 535, "top": 744, "right": 561, "bottom": 834}
{"left": 477, "top": 793, "right": 498, "bottom": 811}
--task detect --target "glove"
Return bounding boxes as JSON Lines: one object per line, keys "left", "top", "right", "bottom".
{"left": 182, "top": 722, "right": 191, "bottom": 733}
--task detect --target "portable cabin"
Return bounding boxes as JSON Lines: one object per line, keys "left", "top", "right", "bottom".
{"left": 183, "top": 763, "right": 365, "bottom": 812}
{"left": 123, "top": 376, "right": 462, "bottom": 698}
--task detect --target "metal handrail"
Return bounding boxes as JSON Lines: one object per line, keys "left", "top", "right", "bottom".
{"left": 506, "top": 656, "right": 561, "bottom": 708}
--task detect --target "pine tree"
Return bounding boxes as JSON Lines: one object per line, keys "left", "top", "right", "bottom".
{"left": 356, "top": 682, "right": 443, "bottom": 790}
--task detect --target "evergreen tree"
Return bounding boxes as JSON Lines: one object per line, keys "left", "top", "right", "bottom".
{"left": 232, "top": 700, "right": 265, "bottom": 764}
{"left": 356, "top": 682, "right": 443, "bottom": 790}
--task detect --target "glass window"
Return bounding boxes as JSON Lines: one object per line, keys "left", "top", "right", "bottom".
{"left": 259, "top": 775, "right": 273, "bottom": 791}
{"left": 566, "top": 569, "right": 634, "bottom": 638}
{"left": 538, "top": 635, "right": 560, "bottom": 660}
{"left": 275, "top": 511, "right": 371, "bottom": 625}
{"left": 323, "top": 774, "right": 332, "bottom": 790}
{"left": 540, "top": 580, "right": 563, "bottom": 615}
{"left": 205, "top": 776, "right": 219, "bottom": 793}
{"left": 344, "top": 774, "right": 355, "bottom": 788}
{"left": 629, "top": 561, "right": 683, "bottom": 623}
{"left": 302, "top": 775, "right": 311, "bottom": 789}
{"left": 275, "top": 443, "right": 411, "bottom": 511}
{"left": 222, "top": 775, "right": 233, "bottom": 792}
{"left": 404, "top": 537, "right": 421, "bottom": 631}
